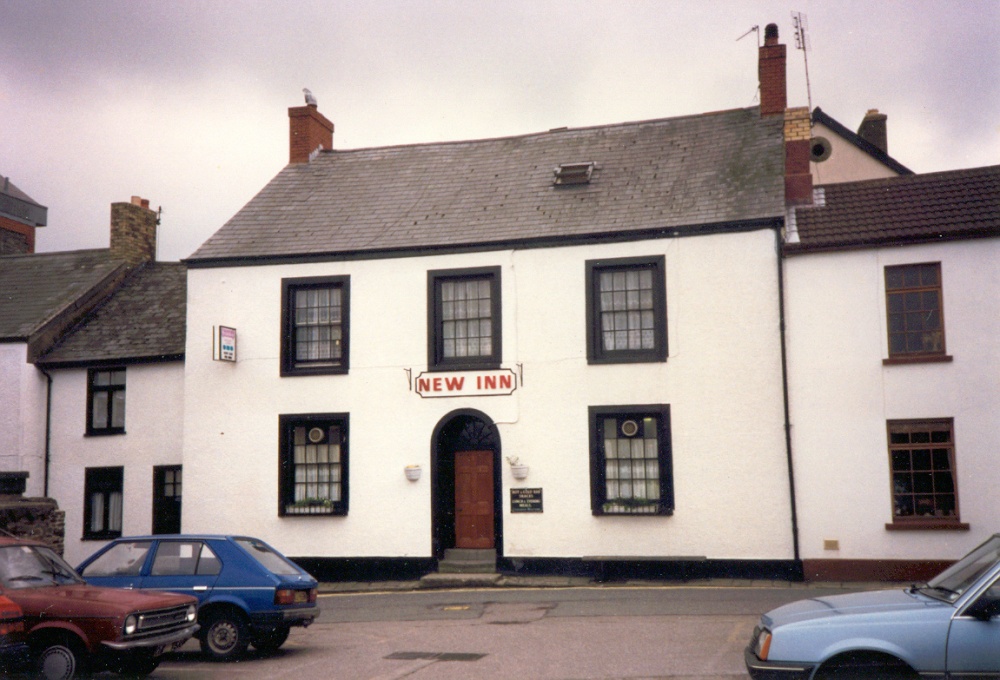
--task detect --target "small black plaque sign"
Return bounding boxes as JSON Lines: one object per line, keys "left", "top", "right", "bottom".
{"left": 510, "top": 488, "right": 542, "bottom": 513}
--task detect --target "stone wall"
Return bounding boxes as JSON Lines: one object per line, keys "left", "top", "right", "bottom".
{"left": 0, "top": 496, "right": 66, "bottom": 556}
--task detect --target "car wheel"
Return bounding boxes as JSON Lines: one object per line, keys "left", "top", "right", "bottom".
{"left": 35, "top": 638, "right": 87, "bottom": 680}
{"left": 199, "top": 609, "right": 250, "bottom": 661}
{"left": 252, "top": 626, "right": 291, "bottom": 653}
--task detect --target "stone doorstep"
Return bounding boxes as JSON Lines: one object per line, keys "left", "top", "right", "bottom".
{"left": 419, "top": 572, "right": 503, "bottom": 589}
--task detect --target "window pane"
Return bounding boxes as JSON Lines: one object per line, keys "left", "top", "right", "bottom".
{"left": 885, "top": 264, "right": 944, "bottom": 357}
{"left": 92, "top": 393, "right": 108, "bottom": 429}
{"left": 111, "top": 390, "right": 126, "bottom": 428}
{"left": 435, "top": 274, "right": 495, "bottom": 361}
{"left": 292, "top": 283, "right": 343, "bottom": 367}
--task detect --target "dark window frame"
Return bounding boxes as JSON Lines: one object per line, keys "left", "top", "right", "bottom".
{"left": 589, "top": 404, "right": 673, "bottom": 516}
{"left": 281, "top": 275, "right": 350, "bottom": 376}
{"left": 585, "top": 256, "right": 667, "bottom": 364}
{"left": 278, "top": 413, "right": 349, "bottom": 517}
{"left": 884, "top": 262, "right": 948, "bottom": 363}
{"left": 83, "top": 466, "right": 124, "bottom": 540}
{"left": 885, "top": 418, "right": 968, "bottom": 531}
{"left": 86, "top": 367, "right": 126, "bottom": 436}
{"left": 427, "top": 266, "right": 502, "bottom": 371}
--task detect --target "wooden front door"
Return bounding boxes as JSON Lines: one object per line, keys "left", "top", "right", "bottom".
{"left": 454, "top": 450, "right": 494, "bottom": 549}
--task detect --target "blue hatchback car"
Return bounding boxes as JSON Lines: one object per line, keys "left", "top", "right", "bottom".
{"left": 78, "top": 535, "right": 318, "bottom": 661}
{"left": 746, "top": 533, "right": 1000, "bottom": 679}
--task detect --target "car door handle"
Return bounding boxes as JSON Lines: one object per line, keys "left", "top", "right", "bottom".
{"left": 194, "top": 586, "right": 208, "bottom": 591}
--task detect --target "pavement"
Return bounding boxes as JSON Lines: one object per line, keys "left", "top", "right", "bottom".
{"left": 318, "top": 573, "right": 908, "bottom": 594}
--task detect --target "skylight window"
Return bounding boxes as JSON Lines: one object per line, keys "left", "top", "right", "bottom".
{"left": 553, "top": 162, "right": 595, "bottom": 186}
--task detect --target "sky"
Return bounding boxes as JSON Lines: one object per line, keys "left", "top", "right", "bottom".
{"left": 2, "top": 0, "right": 998, "bottom": 262}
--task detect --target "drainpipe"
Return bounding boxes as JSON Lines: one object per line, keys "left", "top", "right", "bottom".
{"left": 775, "top": 228, "right": 802, "bottom": 576}
{"left": 39, "top": 368, "right": 53, "bottom": 497}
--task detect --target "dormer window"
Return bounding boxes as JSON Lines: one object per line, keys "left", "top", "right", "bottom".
{"left": 553, "top": 162, "right": 595, "bottom": 186}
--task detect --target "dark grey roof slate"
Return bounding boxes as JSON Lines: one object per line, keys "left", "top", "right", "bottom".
{"left": 189, "top": 107, "right": 785, "bottom": 264}
{"left": 787, "top": 165, "right": 1000, "bottom": 252}
{"left": 0, "top": 249, "right": 126, "bottom": 340}
{"left": 37, "top": 262, "right": 187, "bottom": 365}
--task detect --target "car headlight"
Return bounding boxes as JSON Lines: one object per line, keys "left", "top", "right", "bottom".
{"left": 124, "top": 614, "right": 138, "bottom": 635}
{"left": 754, "top": 628, "right": 772, "bottom": 661}
{"left": 186, "top": 604, "right": 197, "bottom": 623}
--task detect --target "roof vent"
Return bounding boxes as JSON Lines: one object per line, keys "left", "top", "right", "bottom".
{"left": 553, "top": 162, "right": 595, "bottom": 186}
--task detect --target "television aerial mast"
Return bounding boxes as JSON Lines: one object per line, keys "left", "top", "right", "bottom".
{"left": 792, "top": 11, "right": 813, "bottom": 115}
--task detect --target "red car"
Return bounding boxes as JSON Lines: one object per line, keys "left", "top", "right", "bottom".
{"left": 0, "top": 537, "right": 198, "bottom": 679}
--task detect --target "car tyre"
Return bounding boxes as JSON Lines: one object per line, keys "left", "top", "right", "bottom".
{"left": 34, "top": 637, "right": 87, "bottom": 680}
{"left": 199, "top": 609, "right": 250, "bottom": 661}
{"left": 252, "top": 625, "right": 291, "bottom": 653}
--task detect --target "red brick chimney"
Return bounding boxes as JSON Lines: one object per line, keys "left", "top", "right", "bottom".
{"left": 110, "top": 196, "right": 157, "bottom": 264}
{"left": 758, "top": 23, "right": 787, "bottom": 116}
{"left": 289, "top": 103, "right": 334, "bottom": 164}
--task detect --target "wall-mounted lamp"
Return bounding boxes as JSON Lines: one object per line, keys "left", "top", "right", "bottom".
{"left": 506, "top": 456, "right": 529, "bottom": 480}
{"left": 404, "top": 465, "right": 422, "bottom": 481}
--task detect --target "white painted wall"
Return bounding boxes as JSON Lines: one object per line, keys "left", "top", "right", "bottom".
{"left": 47, "top": 362, "right": 185, "bottom": 566}
{"left": 810, "top": 121, "right": 903, "bottom": 185}
{"left": 784, "top": 238, "right": 1000, "bottom": 562}
{"left": 182, "top": 228, "right": 795, "bottom": 561}
{"left": 0, "top": 343, "right": 47, "bottom": 495}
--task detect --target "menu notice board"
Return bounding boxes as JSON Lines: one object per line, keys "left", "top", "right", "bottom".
{"left": 510, "top": 488, "right": 542, "bottom": 513}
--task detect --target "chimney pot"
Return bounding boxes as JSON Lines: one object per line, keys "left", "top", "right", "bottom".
{"left": 758, "top": 22, "right": 787, "bottom": 116}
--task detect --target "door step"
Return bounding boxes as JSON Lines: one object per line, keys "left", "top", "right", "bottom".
{"left": 437, "top": 548, "right": 497, "bottom": 574}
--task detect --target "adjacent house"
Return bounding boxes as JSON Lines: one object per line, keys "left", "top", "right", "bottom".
{"left": 0, "top": 196, "right": 186, "bottom": 563}
{"left": 783, "top": 165, "right": 1000, "bottom": 581}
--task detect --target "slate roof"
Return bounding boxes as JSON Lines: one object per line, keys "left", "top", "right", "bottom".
{"left": 0, "top": 249, "right": 126, "bottom": 341}
{"left": 37, "top": 263, "right": 187, "bottom": 366}
{"left": 188, "top": 107, "right": 785, "bottom": 265}
{"left": 787, "top": 165, "right": 1000, "bottom": 253}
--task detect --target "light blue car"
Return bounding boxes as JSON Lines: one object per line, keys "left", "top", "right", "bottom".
{"left": 78, "top": 535, "right": 318, "bottom": 662}
{"left": 746, "top": 534, "right": 1000, "bottom": 679}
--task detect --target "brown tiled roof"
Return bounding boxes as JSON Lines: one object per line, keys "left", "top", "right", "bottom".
{"left": 188, "top": 107, "right": 785, "bottom": 264}
{"left": 37, "top": 262, "right": 187, "bottom": 365}
{"left": 787, "top": 165, "right": 1000, "bottom": 252}
{"left": 0, "top": 249, "right": 126, "bottom": 340}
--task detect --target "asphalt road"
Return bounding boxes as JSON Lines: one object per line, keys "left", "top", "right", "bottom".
{"left": 145, "top": 583, "right": 861, "bottom": 679}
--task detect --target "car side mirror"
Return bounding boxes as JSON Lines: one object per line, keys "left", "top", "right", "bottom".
{"left": 966, "top": 596, "right": 1000, "bottom": 621}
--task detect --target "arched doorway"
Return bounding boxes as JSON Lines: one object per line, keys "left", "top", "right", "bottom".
{"left": 431, "top": 410, "right": 501, "bottom": 559}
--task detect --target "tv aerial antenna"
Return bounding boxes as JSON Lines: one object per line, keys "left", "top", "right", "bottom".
{"left": 792, "top": 11, "right": 813, "bottom": 114}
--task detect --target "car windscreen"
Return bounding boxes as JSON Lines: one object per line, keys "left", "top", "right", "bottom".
{"left": 234, "top": 538, "right": 301, "bottom": 576}
{"left": 926, "top": 535, "right": 1000, "bottom": 601}
{"left": 0, "top": 545, "right": 85, "bottom": 588}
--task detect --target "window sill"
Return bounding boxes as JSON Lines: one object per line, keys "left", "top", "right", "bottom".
{"left": 883, "top": 355, "right": 953, "bottom": 366}
{"left": 85, "top": 430, "right": 126, "bottom": 437}
{"left": 885, "top": 521, "right": 969, "bottom": 532}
